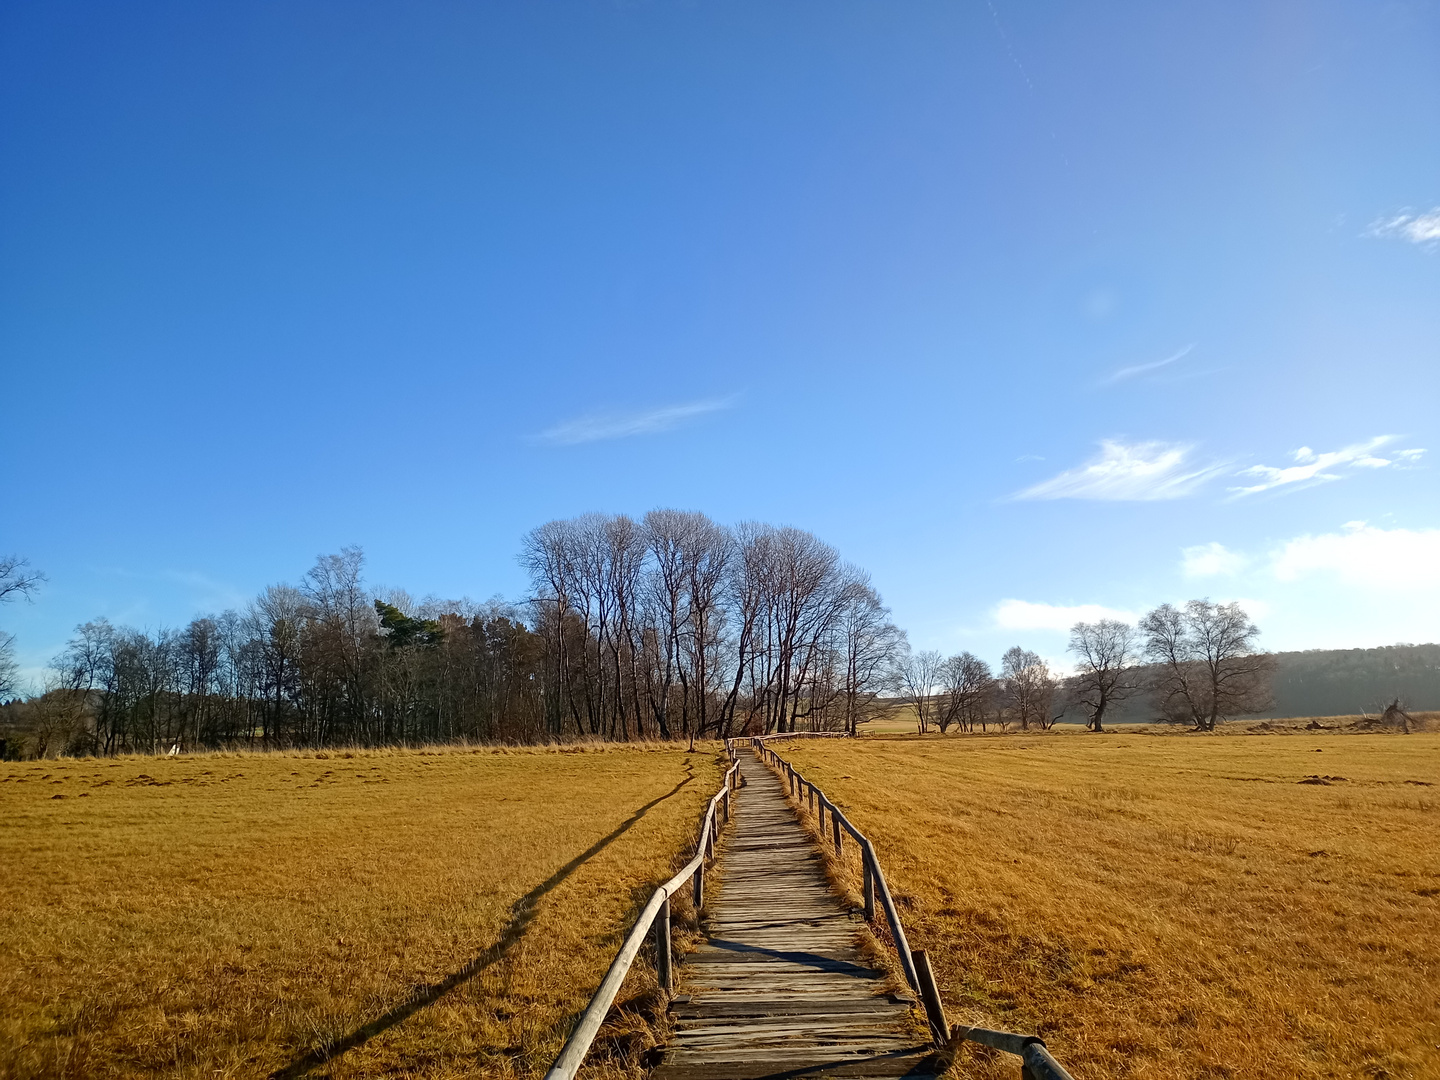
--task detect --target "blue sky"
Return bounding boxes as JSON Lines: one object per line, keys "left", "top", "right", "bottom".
{"left": 3, "top": 0, "right": 1438, "bottom": 686}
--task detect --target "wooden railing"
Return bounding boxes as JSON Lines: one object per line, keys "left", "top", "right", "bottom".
{"left": 544, "top": 746, "right": 744, "bottom": 1080}
{"left": 756, "top": 740, "right": 1077, "bottom": 1080}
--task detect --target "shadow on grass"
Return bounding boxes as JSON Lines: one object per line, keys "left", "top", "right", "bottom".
{"left": 270, "top": 764, "right": 698, "bottom": 1079}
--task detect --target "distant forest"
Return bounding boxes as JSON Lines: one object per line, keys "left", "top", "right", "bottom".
{"left": 1267, "top": 643, "right": 1440, "bottom": 716}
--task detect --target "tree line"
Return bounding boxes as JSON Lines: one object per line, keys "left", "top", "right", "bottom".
{"left": 1, "top": 512, "right": 905, "bottom": 755}
{"left": 895, "top": 600, "right": 1275, "bottom": 734}
{"left": 0, "top": 528, "right": 1282, "bottom": 758}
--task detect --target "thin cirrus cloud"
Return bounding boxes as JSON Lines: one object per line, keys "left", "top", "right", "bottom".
{"left": 1365, "top": 208, "right": 1440, "bottom": 246}
{"left": 1102, "top": 343, "right": 1194, "bottom": 385}
{"left": 1229, "top": 436, "right": 1425, "bottom": 497}
{"left": 994, "top": 599, "right": 1139, "bottom": 632}
{"left": 1013, "top": 439, "right": 1228, "bottom": 501}
{"left": 535, "top": 397, "right": 736, "bottom": 446}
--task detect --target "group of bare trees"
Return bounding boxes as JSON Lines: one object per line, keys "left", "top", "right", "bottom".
{"left": 894, "top": 601, "right": 1274, "bottom": 735}
{"left": 897, "top": 646, "right": 1059, "bottom": 734}
{"left": 5, "top": 513, "right": 905, "bottom": 755}
{"left": 1066, "top": 600, "right": 1274, "bottom": 731}
{"left": 8, "top": 548, "right": 548, "bottom": 756}
{"left": 520, "top": 512, "right": 901, "bottom": 742}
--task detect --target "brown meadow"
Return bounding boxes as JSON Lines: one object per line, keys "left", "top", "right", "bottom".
{"left": 779, "top": 732, "right": 1440, "bottom": 1080}
{"left": 0, "top": 744, "right": 721, "bottom": 1080}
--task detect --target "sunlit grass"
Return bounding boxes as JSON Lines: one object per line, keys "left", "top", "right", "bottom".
{"left": 779, "top": 733, "right": 1440, "bottom": 1079}
{"left": 0, "top": 743, "right": 722, "bottom": 1080}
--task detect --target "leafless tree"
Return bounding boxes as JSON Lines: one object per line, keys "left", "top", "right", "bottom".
{"left": 1068, "top": 619, "right": 1139, "bottom": 732}
{"left": 1140, "top": 600, "right": 1274, "bottom": 731}
{"left": 834, "top": 572, "right": 902, "bottom": 735}
{"left": 521, "top": 518, "right": 584, "bottom": 736}
{"left": 0, "top": 555, "right": 45, "bottom": 699}
{"left": 935, "top": 651, "right": 993, "bottom": 733}
{"left": 248, "top": 586, "right": 305, "bottom": 747}
{"left": 717, "top": 521, "right": 770, "bottom": 737}
{"left": 0, "top": 556, "right": 45, "bottom": 606}
{"left": 1000, "top": 647, "right": 1057, "bottom": 730}
{"left": 898, "top": 647, "right": 944, "bottom": 734}
{"left": 682, "top": 515, "right": 733, "bottom": 741}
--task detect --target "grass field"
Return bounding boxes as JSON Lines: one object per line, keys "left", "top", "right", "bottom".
{"left": 778, "top": 733, "right": 1440, "bottom": 1080}
{"left": 0, "top": 744, "right": 722, "bottom": 1080}
{"left": 862, "top": 703, "right": 1440, "bottom": 737}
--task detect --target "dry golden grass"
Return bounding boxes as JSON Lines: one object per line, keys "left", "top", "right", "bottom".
{"left": 0, "top": 743, "right": 723, "bottom": 1080}
{"left": 778, "top": 733, "right": 1440, "bottom": 1080}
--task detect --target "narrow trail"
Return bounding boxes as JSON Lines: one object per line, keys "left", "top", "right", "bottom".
{"left": 653, "top": 752, "right": 940, "bottom": 1080}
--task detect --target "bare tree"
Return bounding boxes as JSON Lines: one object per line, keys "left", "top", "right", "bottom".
{"left": 1068, "top": 619, "right": 1139, "bottom": 732}
{"left": 898, "top": 646, "right": 944, "bottom": 734}
{"left": 834, "top": 572, "right": 902, "bottom": 735}
{"left": 0, "top": 636, "right": 17, "bottom": 701}
{"left": 0, "top": 556, "right": 45, "bottom": 606}
{"left": 1140, "top": 600, "right": 1274, "bottom": 731}
{"left": 1000, "top": 647, "right": 1057, "bottom": 731}
{"left": 521, "top": 518, "right": 585, "bottom": 737}
{"left": 935, "top": 651, "right": 993, "bottom": 733}
{"left": 0, "top": 555, "right": 45, "bottom": 699}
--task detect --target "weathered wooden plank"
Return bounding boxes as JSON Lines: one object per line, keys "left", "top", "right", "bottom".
{"left": 670, "top": 998, "right": 915, "bottom": 1020}
{"left": 652, "top": 1050, "right": 941, "bottom": 1080}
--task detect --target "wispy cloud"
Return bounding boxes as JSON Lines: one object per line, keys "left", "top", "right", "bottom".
{"left": 1181, "top": 541, "right": 1249, "bottom": 578}
{"left": 162, "top": 569, "right": 249, "bottom": 611}
{"left": 1229, "top": 436, "right": 1424, "bottom": 497}
{"left": 1013, "top": 439, "right": 1227, "bottom": 501}
{"left": 994, "top": 599, "right": 1139, "bottom": 631}
{"left": 536, "top": 397, "right": 736, "bottom": 446}
{"left": 1365, "top": 208, "right": 1440, "bottom": 247}
{"left": 1103, "top": 344, "right": 1194, "bottom": 385}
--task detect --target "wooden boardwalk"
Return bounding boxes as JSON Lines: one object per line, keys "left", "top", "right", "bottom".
{"left": 653, "top": 752, "right": 939, "bottom": 1080}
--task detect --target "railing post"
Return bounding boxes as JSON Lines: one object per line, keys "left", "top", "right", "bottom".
{"left": 694, "top": 861, "right": 705, "bottom": 911}
{"left": 863, "top": 856, "right": 876, "bottom": 922}
{"left": 913, "top": 949, "right": 949, "bottom": 1047}
{"left": 832, "top": 812, "right": 842, "bottom": 855}
{"left": 655, "top": 896, "right": 673, "bottom": 991}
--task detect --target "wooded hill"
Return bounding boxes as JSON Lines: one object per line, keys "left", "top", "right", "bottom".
{"left": 1098, "top": 642, "right": 1440, "bottom": 723}
{"left": 1265, "top": 642, "right": 1440, "bottom": 717}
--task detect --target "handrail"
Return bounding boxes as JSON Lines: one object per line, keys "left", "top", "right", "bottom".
{"left": 756, "top": 740, "right": 1076, "bottom": 1080}
{"left": 544, "top": 745, "right": 743, "bottom": 1080}
{"left": 948, "top": 1025, "right": 1076, "bottom": 1080}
